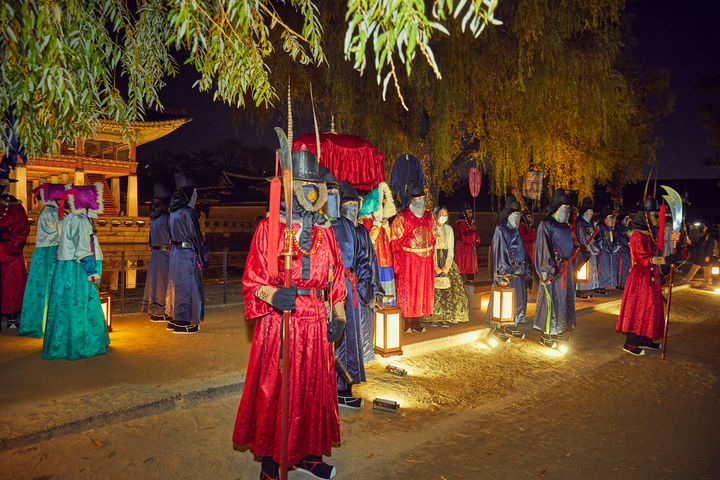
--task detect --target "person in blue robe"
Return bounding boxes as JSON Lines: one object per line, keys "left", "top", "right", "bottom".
{"left": 575, "top": 198, "right": 603, "bottom": 298}
{"left": 165, "top": 172, "right": 209, "bottom": 334}
{"left": 390, "top": 154, "right": 426, "bottom": 210}
{"left": 331, "top": 180, "right": 373, "bottom": 409}
{"left": 597, "top": 208, "right": 621, "bottom": 290}
{"left": 615, "top": 211, "right": 632, "bottom": 289}
{"left": 533, "top": 189, "right": 579, "bottom": 343}
{"left": 356, "top": 221, "right": 383, "bottom": 363}
{"left": 19, "top": 183, "right": 65, "bottom": 338}
{"left": 142, "top": 181, "right": 172, "bottom": 324}
{"left": 488, "top": 195, "right": 531, "bottom": 338}
{"left": 43, "top": 183, "right": 109, "bottom": 360}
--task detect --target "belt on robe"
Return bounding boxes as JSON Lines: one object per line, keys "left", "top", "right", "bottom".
{"left": 401, "top": 245, "right": 434, "bottom": 254}
{"left": 171, "top": 240, "right": 193, "bottom": 249}
{"left": 296, "top": 287, "right": 329, "bottom": 301}
{"left": 344, "top": 267, "right": 358, "bottom": 308}
{"left": 151, "top": 245, "right": 170, "bottom": 251}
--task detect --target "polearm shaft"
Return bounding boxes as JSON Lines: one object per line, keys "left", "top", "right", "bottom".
{"left": 279, "top": 156, "right": 293, "bottom": 480}
{"left": 661, "top": 265, "right": 674, "bottom": 360}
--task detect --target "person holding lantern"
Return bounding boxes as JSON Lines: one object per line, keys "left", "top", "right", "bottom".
{"left": 165, "top": 172, "right": 209, "bottom": 334}
{"left": 616, "top": 197, "right": 680, "bottom": 355}
{"left": 391, "top": 183, "right": 436, "bottom": 333}
{"left": 488, "top": 195, "right": 531, "bottom": 338}
{"left": 142, "top": 181, "right": 173, "bottom": 324}
{"left": 43, "top": 183, "right": 109, "bottom": 360}
{"left": 233, "top": 149, "right": 347, "bottom": 480}
{"left": 18, "top": 183, "right": 66, "bottom": 337}
{"left": 455, "top": 202, "right": 481, "bottom": 283}
{"left": 0, "top": 169, "right": 30, "bottom": 331}
{"left": 533, "top": 189, "right": 579, "bottom": 346}
{"left": 427, "top": 205, "right": 468, "bottom": 326}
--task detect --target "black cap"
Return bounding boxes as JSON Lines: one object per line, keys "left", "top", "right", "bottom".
{"left": 406, "top": 183, "right": 425, "bottom": 200}
{"left": 339, "top": 180, "right": 359, "bottom": 204}
{"left": 643, "top": 197, "right": 659, "bottom": 212}
{"left": 546, "top": 188, "right": 570, "bottom": 214}
{"left": 498, "top": 194, "right": 522, "bottom": 224}
{"left": 153, "top": 181, "right": 172, "bottom": 199}
{"left": 579, "top": 198, "right": 594, "bottom": 215}
{"left": 319, "top": 166, "right": 338, "bottom": 186}
{"left": 292, "top": 149, "right": 324, "bottom": 182}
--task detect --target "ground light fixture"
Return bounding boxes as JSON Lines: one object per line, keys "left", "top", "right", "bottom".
{"left": 385, "top": 365, "right": 407, "bottom": 377}
{"left": 372, "top": 398, "right": 400, "bottom": 413}
{"left": 374, "top": 306, "right": 403, "bottom": 357}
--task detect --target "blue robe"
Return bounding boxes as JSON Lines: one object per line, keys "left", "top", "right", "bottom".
{"left": 488, "top": 221, "right": 531, "bottom": 325}
{"left": 165, "top": 198, "right": 209, "bottom": 324}
{"left": 597, "top": 221, "right": 620, "bottom": 289}
{"left": 615, "top": 222, "right": 631, "bottom": 288}
{"left": 575, "top": 216, "right": 600, "bottom": 291}
{"left": 533, "top": 215, "right": 577, "bottom": 335}
{"left": 331, "top": 217, "right": 373, "bottom": 391}
{"left": 356, "top": 224, "right": 383, "bottom": 363}
{"left": 142, "top": 209, "right": 171, "bottom": 316}
{"left": 390, "top": 154, "right": 426, "bottom": 209}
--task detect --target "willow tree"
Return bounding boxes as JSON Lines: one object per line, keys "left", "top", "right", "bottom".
{"left": 0, "top": 0, "right": 500, "bottom": 156}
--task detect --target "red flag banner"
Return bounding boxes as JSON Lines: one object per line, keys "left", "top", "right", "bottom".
{"left": 469, "top": 167, "right": 481, "bottom": 197}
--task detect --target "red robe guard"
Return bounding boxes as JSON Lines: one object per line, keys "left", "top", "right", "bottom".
{"left": 391, "top": 208, "right": 436, "bottom": 318}
{"left": 1, "top": 193, "right": 30, "bottom": 319}
{"left": 455, "top": 217, "right": 480, "bottom": 274}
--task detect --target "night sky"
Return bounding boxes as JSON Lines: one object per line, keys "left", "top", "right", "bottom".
{"left": 138, "top": 0, "right": 720, "bottom": 182}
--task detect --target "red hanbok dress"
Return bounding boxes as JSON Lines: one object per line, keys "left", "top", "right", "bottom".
{"left": 391, "top": 209, "right": 436, "bottom": 317}
{"left": 455, "top": 219, "right": 480, "bottom": 274}
{"left": 616, "top": 230, "right": 664, "bottom": 339}
{"left": 233, "top": 218, "right": 347, "bottom": 465}
{"left": 0, "top": 195, "right": 30, "bottom": 315}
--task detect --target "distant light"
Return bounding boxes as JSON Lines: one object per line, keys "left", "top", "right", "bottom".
{"left": 558, "top": 344, "right": 569, "bottom": 354}
{"left": 693, "top": 222, "right": 701, "bottom": 227}
{"left": 385, "top": 365, "right": 407, "bottom": 377}
{"left": 372, "top": 398, "right": 400, "bottom": 413}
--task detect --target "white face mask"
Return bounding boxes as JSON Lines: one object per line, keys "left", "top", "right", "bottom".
{"left": 508, "top": 212, "right": 521, "bottom": 229}
{"left": 437, "top": 215, "right": 448, "bottom": 225}
{"left": 188, "top": 189, "right": 198, "bottom": 209}
{"left": 605, "top": 216, "right": 614, "bottom": 227}
{"left": 583, "top": 210, "right": 594, "bottom": 222}
{"left": 556, "top": 206, "right": 570, "bottom": 224}
{"left": 410, "top": 197, "right": 426, "bottom": 218}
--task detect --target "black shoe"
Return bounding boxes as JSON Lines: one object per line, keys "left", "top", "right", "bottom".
{"left": 638, "top": 340, "right": 661, "bottom": 350}
{"left": 505, "top": 326, "right": 525, "bottom": 339}
{"left": 622, "top": 344, "right": 645, "bottom": 356}
{"left": 576, "top": 291, "right": 593, "bottom": 299}
{"left": 173, "top": 323, "right": 199, "bottom": 334}
{"left": 294, "top": 455, "right": 336, "bottom": 479}
{"left": 150, "top": 314, "right": 165, "bottom": 322}
{"left": 338, "top": 394, "right": 364, "bottom": 409}
{"left": 166, "top": 321, "right": 175, "bottom": 330}
{"left": 593, "top": 288, "right": 610, "bottom": 296}
{"left": 411, "top": 322, "right": 426, "bottom": 333}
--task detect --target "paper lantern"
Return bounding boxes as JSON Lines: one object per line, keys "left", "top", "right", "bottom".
{"left": 712, "top": 265, "right": 719, "bottom": 276}
{"left": 576, "top": 261, "right": 591, "bottom": 281}
{"left": 490, "top": 286, "right": 515, "bottom": 325}
{"left": 374, "top": 306, "right": 403, "bottom": 357}
{"left": 99, "top": 291, "right": 112, "bottom": 332}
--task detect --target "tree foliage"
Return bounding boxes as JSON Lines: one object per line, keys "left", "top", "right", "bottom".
{"left": 0, "top": 0, "right": 499, "bottom": 155}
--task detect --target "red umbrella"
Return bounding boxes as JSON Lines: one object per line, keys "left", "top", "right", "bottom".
{"left": 292, "top": 132, "right": 385, "bottom": 190}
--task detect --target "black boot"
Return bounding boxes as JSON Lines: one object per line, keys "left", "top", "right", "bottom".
{"left": 260, "top": 456, "right": 279, "bottom": 480}
{"left": 295, "top": 455, "right": 336, "bottom": 479}
{"left": 338, "top": 385, "right": 364, "bottom": 409}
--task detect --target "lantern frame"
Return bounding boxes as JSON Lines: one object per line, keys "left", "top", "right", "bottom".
{"left": 374, "top": 306, "right": 403, "bottom": 357}
{"left": 490, "top": 285, "right": 516, "bottom": 325}
{"left": 576, "top": 260, "right": 591, "bottom": 282}
{"left": 99, "top": 291, "right": 112, "bottom": 332}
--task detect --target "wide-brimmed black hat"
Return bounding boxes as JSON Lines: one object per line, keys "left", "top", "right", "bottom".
{"left": 319, "top": 166, "right": 338, "bottom": 186}
{"left": 339, "top": 180, "right": 359, "bottom": 204}
{"left": 153, "top": 181, "right": 172, "bottom": 199}
{"left": 579, "top": 197, "right": 594, "bottom": 215}
{"left": 0, "top": 170, "right": 18, "bottom": 183}
{"left": 292, "top": 149, "right": 324, "bottom": 183}
{"left": 546, "top": 188, "right": 570, "bottom": 214}
{"left": 498, "top": 194, "right": 522, "bottom": 224}
{"left": 406, "top": 183, "right": 425, "bottom": 200}
{"left": 174, "top": 171, "right": 196, "bottom": 189}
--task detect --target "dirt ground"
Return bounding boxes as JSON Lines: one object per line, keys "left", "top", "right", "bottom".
{"left": 1, "top": 288, "right": 718, "bottom": 480}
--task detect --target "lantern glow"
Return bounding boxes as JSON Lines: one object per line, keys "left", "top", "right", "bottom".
{"left": 576, "top": 261, "right": 589, "bottom": 281}
{"left": 374, "top": 306, "right": 403, "bottom": 357}
{"left": 712, "top": 266, "right": 719, "bottom": 276}
{"left": 99, "top": 291, "right": 112, "bottom": 332}
{"left": 490, "top": 286, "right": 515, "bottom": 325}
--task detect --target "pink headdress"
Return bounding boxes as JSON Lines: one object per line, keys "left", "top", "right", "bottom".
{"left": 32, "top": 183, "right": 70, "bottom": 205}
{"left": 63, "top": 182, "right": 104, "bottom": 215}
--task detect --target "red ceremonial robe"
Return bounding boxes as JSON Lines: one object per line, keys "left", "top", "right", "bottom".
{"left": 0, "top": 196, "right": 30, "bottom": 315}
{"left": 455, "top": 219, "right": 480, "bottom": 274}
{"left": 616, "top": 230, "right": 664, "bottom": 339}
{"left": 391, "top": 209, "right": 436, "bottom": 317}
{"left": 233, "top": 218, "right": 347, "bottom": 465}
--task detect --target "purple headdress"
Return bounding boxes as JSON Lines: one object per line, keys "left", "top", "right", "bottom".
{"left": 32, "top": 183, "right": 69, "bottom": 205}
{"left": 64, "top": 182, "right": 104, "bottom": 215}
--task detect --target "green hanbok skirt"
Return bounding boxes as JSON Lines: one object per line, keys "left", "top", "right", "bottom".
{"left": 18, "top": 245, "right": 59, "bottom": 338}
{"left": 43, "top": 260, "right": 109, "bottom": 360}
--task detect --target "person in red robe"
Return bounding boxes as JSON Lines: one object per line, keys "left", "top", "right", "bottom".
{"left": 616, "top": 198, "right": 679, "bottom": 356}
{"left": 455, "top": 203, "right": 481, "bottom": 282}
{"left": 233, "top": 149, "right": 347, "bottom": 480}
{"left": 391, "top": 183, "right": 436, "bottom": 332}
{"left": 1, "top": 171, "right": 30, "bottom": 330}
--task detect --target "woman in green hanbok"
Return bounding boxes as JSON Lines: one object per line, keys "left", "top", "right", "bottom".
{"left": 19, "top": 183, "right": 67, "bottom": 338}
{"left": 43, "top": 182, "right": 109, "bottom": 360}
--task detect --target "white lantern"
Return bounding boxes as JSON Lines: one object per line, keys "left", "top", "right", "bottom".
{"left": 712, "top": 265, "right": 719, "bottom": 276}
{"left": 576, "top": 261, "right": 590, "bottom": 281}
{"left": 374, "top": 306, "right": 403, "bottom": 357}
{"left": 491, "top": 286, "right": 515, "bottom": 325}
{"left": 99, "top": 291, "right": 112, "bottom": 332}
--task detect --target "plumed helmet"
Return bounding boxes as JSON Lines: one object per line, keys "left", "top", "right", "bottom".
{"left": 339, "top": 180, "right": 359, "bottom": 204}
{"left": 406, "top": 183, "right": 425, "bottom": 200}
{"left": 292, "top": 149, "right": 324, "bottom": 183}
